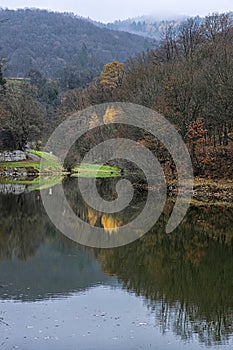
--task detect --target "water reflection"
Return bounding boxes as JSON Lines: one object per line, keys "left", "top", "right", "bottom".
{"left": 97, "top": 205, "right": 233, "bottom": 346}
{"left": 0, "top": 179, "right": 233, "bottom": 347}
{"left": 0, "top": 188, "right": 117, "bottom": 301}
{"left": 63, "top": 176, "right": 147, "bottom": 235}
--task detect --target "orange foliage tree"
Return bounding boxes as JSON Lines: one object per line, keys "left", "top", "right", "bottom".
{"left": 100, "top": 61, "right": 124, "bottom": 91}
{"left": 187, "top": 118, "right": 216, "bottom": 174}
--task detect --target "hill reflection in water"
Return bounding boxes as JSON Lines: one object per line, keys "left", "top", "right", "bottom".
{"left": 0, "top": 177, "right": 233, "bottom": 346}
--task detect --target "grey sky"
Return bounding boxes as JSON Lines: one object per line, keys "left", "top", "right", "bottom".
{"left": 0, "top": 0, "right": 232, "bottom": 22}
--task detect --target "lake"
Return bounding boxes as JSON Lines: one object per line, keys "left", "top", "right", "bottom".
{"left": 0, "top": 177, "right": 233, "bottom": 349}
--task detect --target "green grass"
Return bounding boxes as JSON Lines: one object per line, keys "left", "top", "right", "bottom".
{"left": 0, "top": 177, "right": 39, "bottom": 185}
{"left": 0, "top": 151, "right": 121, "bottom": 178}
{"left": 32, "top": 176, "right": 63, "bottom": 191}
{"left": 28, "top": 150, "right": 59, "bottom": 162}
{"left": 0, "top": 161, "right": 40, "bottom": 170}
{"left": 28, "top": 150, "right": 63, "bottom": 172}
{"left": 72, "top": 163, "right": 121, "bottom": 177}
{"left": 0, "top": 175, "right": 63, "bottom": 191}
{"left": 73, "top": 163, "right": 120, "bottom": 172}
{"left": 0, "top": 150, "right": 62, "bottom": 172}
{"left": 71, "top": 171, "right": 120, "bottom": 178}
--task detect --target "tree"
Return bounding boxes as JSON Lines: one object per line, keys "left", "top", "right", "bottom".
{"left": 28, "top": 69, "right": 45, "bottom": 88}
{"left": 100, "top": 61, "right": 124, "bottom": 91}
{"left": 0, "top": 58, "right": 6, "bottom": 94}
{"left": 1, "top": 83, "right": 45, "bottom": 150}
{"left": 186, "top": 117, "right": 213, "bottom": 174}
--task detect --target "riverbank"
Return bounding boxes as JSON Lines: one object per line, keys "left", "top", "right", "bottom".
{"left": 169, "top": 178, "right": 233, "bottom": 204}
{"left": 0, "top": 150, "right": 121, "bottom": 178}
{"left": 192, "top": 178, "right": 233, "bottom": 204}
{"left": 134, "top": 178, "right": 233, "bottom": 205}
{"left": 1, "top": 150, "right": 233, "bottom": 203}
{"left": 0, "top": 150, "right": 60, "bottom": 177}
{"left": 1, "top": 174, "right": 233, "bottom": 205}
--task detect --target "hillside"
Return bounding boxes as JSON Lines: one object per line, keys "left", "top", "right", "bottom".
{"left": 94, "top": 15, "right": 188, "bottom": 40}
{"left": 0, "top": 8, "right": 154, "bottom": 79}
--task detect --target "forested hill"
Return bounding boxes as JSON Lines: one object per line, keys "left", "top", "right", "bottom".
{"left": 95, "top": 13, "right": 233, "bottom": 39}
{"left": 94, "top": 16, "right": 187, "bottom": 40}
{"left": 0, "top": 8, "right": 153, "bottom": 78}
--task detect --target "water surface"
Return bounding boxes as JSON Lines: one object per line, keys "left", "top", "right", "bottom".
{"left": 0, "top": 178, "right": 233, "bottom": 349}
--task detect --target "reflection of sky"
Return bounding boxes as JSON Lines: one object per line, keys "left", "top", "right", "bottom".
{"left": 3, "top": 286, "right": 232, "bottom": 350}
{"left": 0, "top": 241, "right": 116, "bottom": 301}
{"left": 0, "top": 0, "right": 232, "bottom": 22}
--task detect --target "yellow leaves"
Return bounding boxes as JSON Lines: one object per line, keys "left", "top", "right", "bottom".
{"left": 103, "top": 106, "right": 117, "bottom": 124}
{"left": 101, "top": 214, "right": 122, "bottom": 235}
{"left": 87, "top": 208, "right": 98, "bottom": 226}
{"left": 87, "top": 207, "right": 123, "bottom": 235}
{"left": 89, "top": 106, "right": 121, "bottom": 127}
{"left": 100, "top": 61, "right": 124, "bottom": 90}
{"left": 89, "top": 113, "right": 99, "bottom": 128}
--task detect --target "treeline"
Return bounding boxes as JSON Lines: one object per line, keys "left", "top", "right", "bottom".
{"left": 0, "top": 8, "right": 153, "bottom": 80}
{"left": 59, "top": 13, "right": 233, "bottom": 177}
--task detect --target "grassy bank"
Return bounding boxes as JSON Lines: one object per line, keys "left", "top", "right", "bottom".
{"left": 72, "top": 163, "right": 121, "bottom": 178}
{"left": 0, "top": 161, "right": 40, "bottom": 171}
{"left": 0, "top": 150, "right": 121, "bottom": 178}
{"left": 1, "top": 151, "right": 233, "bottom": 202}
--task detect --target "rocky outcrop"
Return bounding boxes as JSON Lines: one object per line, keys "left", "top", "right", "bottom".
{"left": 0, "top": 150, "right": 27, "bottom": 162}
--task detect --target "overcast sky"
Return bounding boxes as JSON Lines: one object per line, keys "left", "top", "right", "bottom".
{"left": 0, "top": 0, "right": 232, "bottom": 22}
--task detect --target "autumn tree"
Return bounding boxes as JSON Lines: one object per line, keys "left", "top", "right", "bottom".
{"left": 100, "top": 61, "right": 124, "bottom": 93}
{"left": 186, "top": 117, "right": 211, "bottom": 174}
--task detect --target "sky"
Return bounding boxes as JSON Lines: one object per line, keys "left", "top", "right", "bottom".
{"left": 0, "top": 0, "right": 232, "bottom": 22}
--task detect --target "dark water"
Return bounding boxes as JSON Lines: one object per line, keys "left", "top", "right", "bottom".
{"left": 0, "top": 178, "right": 233, "bottom": 349}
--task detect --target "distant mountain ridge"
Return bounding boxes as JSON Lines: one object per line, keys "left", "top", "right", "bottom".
{"left": 93, "top": 15, "right": 188, "bottom": 40}
{"left": 93, "top": 12, "right": 233, "bottom": 40}
{"left": 0, "top": 8, "right": 154, "bottom": 78}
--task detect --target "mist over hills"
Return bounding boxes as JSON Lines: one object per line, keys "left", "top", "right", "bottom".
{"left": 94, "top": 12, "right": 232, "bottom": 39}
{"left": 93, "top": 14, "right": 188, "bottom": 40}
{"left": 0, "top": 8, "right": 154, "bottom": 79}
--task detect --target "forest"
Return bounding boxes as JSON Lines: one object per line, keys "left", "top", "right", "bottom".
{"left": 0, "top": 8, "right": 153, "bottom": 78}
{"left": 0, "top": 10, "right": 233, "bottom": 179}
{"left": 95, "top": 15, "right": 186, "bottom": 39}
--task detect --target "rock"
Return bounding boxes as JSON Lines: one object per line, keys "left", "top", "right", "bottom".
{"left": 27, "top": 152, "right": 41, "bottom": 162}
{"left": 0, "top": 150, "right": 27, "bottom": 162}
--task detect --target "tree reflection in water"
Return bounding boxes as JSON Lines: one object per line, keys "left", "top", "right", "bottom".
{"left": 97, "top": 204, "right": 233, "bottom": 346}
{"left": 0, "top": 178, "right": 233, "bottom": 346}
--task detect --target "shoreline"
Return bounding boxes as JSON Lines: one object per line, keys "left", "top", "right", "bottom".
{"left": 1, "top": 150, "right": 233, "bottom": 202}
{"left": 1, "top": 171, "right": 233, "bottom": 204}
